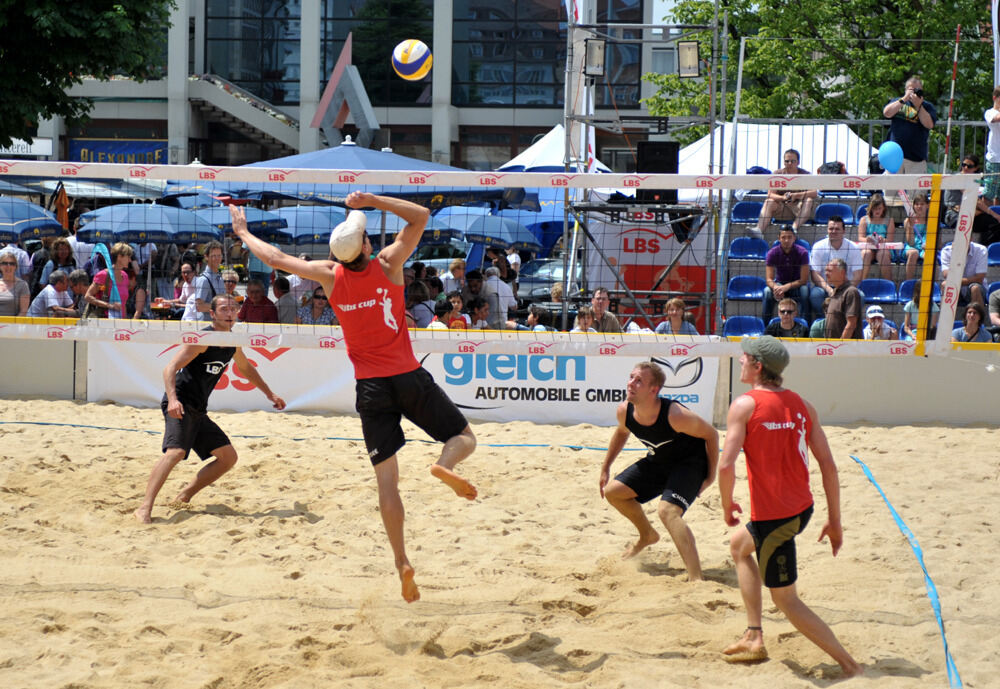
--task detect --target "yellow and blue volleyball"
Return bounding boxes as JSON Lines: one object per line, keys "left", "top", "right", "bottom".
{"left": 391, "top": 39, "right": 432, "bottom": 81}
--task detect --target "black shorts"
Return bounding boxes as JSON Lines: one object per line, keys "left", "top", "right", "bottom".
{"left": 747, "top": 504, "right": 814, "bottom": 589}
{"left": 614, "top": 453, "right": 708, "bottom": 513}
{"left": 161, "top": 400, "right": 232, "bottom": 461}
{"left": 355, "top": 367, "right": 468, "bottom": 466}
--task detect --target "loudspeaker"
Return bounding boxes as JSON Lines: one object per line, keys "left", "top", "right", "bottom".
{"left": 636, "top": 140, "right": 680, "bottom": 204}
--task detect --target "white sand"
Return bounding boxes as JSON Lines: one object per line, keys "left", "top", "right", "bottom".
{"left": 0, "top": 398, "right": 994, "bottom": 688}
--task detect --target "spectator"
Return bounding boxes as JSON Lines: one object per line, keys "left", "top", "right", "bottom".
{"left": 126, "top": 265, "right": 149, "bottom": 319}
{"left": 550, "top": 282, "right": 564, "bottom": 303}
{"left": 237, "top": 279, "right": 279, "bottom": 323}
{"left": 591, "top": 287, "right": 622, "bottom": 333}
{"left": 0, "top": 248, "right": 30, "bottom": 316}
{"left": 765, "top": 298, "right": 809, "bottom": 338}
{"left": 3, "top": 241, "right": 32, "bottom": 280}
{"left": 506, "top": 303, "right": 555, "bottom": 332}
{"left": 942, "top": 154, "right": 1000, "bottom": 244}
{"left": 67, "top": 213, "right": 94, "bottom": 268}
{"left": 863, "top": 305, "right": 898, "bottom": 340}
{"left": 425, "top": 276, "right": 444, "bottom": 302}
{"left": 65, "top": 269, "right": 90, "bottom": 314}
{"left": 40, "top": 237, "right": 77, "bottom": 290}
{"left": 272, "top": 276, "right": 297, "bottom": 324}
{"left": 902, "top": 280, "right": 939, "bottom": 340}
{"left": 84, "top": 242, "right": 133, "bottom": 318}
{"left": 809, "top": 297, "right": 831, "bottom": 338}
{"left": 506, "top": 246, "right": 522, "bottom": 286}
{"left": 410, "top": 261, "right": 426, "bottom": 280}
{"left": 903, "top": 193, "right": 931, "bottom": 281}
{"left": 571, "top": 305, "right": 597, "bottom": 333}
{"left": 221, "top": 269, "right": 242, "bottom": 305}
{"left": 288, "top": 254, "right": 321, "bottom": 306}
{"left": 446, "top": 290, "right": 472, "bottom": 327}
{"left": 183, "top": 240, "right": 225, "bottom": 321}
{"left": 296, "top": 287, "right": 337, "bottom": 325}
{"left": 427, "top": 299, "right": 453, "bottom": 330}
{"left": 952, "top": 302, "right": 992, "bottom": 342}
{"left": 441, "top": 258, "right": 466, "bottom": 294}
{"left": 484, "top": 265, "right": 516, "bottom": 328}
{"left": 984, "top": 86, "right": 1000, "bottom": 206}
{"left": 245, "top": 239, "right": 277, "bottom": 289}
{"left": 763, "top": 225, "right": 810, "bottom": 322}
{"left": 170, "top": 262, "right": 196, "bottom": 306}
{"left": 28, "top": 270, "right": 77, "bottom": 318}
{"left": 460, "top": 268, "right": 488, "bottom": 309}
{"left": 808, "top": 216, "right": 863, "bottom": 318}
{"left": 406, "top": 279, "right": 436, "bottom": 328}
{"left": 486, "top": 246, "right": 514, "bottom": 284}
{"left": 823, "top": 258, "right": 864, "bottom": 339}
{"left": 28, "top": 236, "right": 53, "bottom": 298}
{"left": 466, "top": 296, "right": 489, "bottom": 329}
{"left": 857, "top": 193, "right": 897, "bottom": 281}
{"left": 654, "top": 298, "right": 699, "bottom": 335}
{"left": 940, "top": 240, "right": 988, "bottom": 307}
{"left": 150, "top": 240, "right": 180, "bottom": 301}
{"left": 752, "top": 149, "right": 817, "bottom": 238}
{"left": 882, "top": 75, "right": 937, "bottom": 202}
{"left": 990, "top": 279, "right": 1000, "bottom": 328}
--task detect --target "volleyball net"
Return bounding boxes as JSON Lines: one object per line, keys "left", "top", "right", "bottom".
{"left": 0, "top": 158, "right": 986, "bottom": 362}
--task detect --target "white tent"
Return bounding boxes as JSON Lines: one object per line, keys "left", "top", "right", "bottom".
{"left": 498, "top": 124, "right": 612, "bottom": 173}
{"left": 680, "top": 122, "right": 875, "bottom": 177}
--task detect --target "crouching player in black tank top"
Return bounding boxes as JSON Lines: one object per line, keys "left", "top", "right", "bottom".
{"left": 134, "top": 295, "right": 286, "bottom": 523}
{"left": 599, "top": 361, "right": 719, "bottom": 581}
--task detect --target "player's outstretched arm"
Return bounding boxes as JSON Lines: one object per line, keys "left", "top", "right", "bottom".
{"left": 229, "top": 205, "right": 332, "bottom": 283}
{"left": 232, "top": 348, "right": 286, "bottom": 410}
{"left": 804, "top": 399, "right": 843, "bottom": 556}
{"left": 600, "top": 403, "right": 631, "bottom": 498}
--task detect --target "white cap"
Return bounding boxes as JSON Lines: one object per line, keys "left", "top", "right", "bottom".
{"left": 329, "top": 210, "right": 367, "bottom": 262}
{"left": 866, "top": 304, "right": 884, "bottom": 318}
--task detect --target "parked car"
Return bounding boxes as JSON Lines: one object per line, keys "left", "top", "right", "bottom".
{"left": 516, "top": 257, "right": 583, "bottom": 307}
{"left": 404, "top": 239, "right": 473, "bottom": 275}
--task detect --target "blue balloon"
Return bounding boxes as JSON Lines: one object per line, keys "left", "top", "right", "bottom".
{"left": 878, "top": 141, "right": 904, "bottom": 174}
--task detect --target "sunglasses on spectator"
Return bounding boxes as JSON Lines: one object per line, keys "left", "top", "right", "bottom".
{"left": 779, "top": 309, "right": 796, "bottom": 314}
{"left": 961, "top": 162, "right": 976, "bottom": 168}
{"left": 313, "top": 294, "right": 327, "bottom": 300}
{"left": 223, "top": 279, "right": 238, "bottom": 284}
{"left": 0, "top": 261, "right": 16, "bottom": 266}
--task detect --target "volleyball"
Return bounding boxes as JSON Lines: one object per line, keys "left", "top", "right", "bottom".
{"left": 392, "top": 39, "right": 433, "bottom": 81}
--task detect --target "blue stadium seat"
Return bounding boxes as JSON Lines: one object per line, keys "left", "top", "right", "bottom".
{"left": 859, "top": 278, "right": 898, "bottom": 304}
{"left": 726, "top": 275, "right": 767, "bottom": 301}
{"left": 988, "top": 281, "right": 1000, "bottom": 297}
{"left": 988, "top": 242, "right": 1000, "bottom": 266}
{"left": 770, "top": 238, "right": 810, "bottom": 251}
{"left": 855, "top": 204, "right": 868, "bottom": 223}
{"left": 767, "top": 316, "right": 810, "bottom": 329}
{"left": 731, "top": 201, "right": 763, "bottom": 224}
{"left": 897, "top": 279, "right": 941, "bottom": 303}
{"left": 722, "top": 316, "right": 765, "bottom": 337}
{"left": 813, "top": 202, "right": 855, "bottom": 226}
{"left": 729, "top": 236, "right": 769, "bottom": 260}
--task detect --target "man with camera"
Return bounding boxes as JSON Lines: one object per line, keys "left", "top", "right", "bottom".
{"left": 882, "top": 76, "right": 937, "bottom": 207}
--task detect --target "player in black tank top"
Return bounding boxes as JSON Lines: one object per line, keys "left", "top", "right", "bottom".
{"left": 134, "top": 295, "right": 286, "bottom": 524}
{"left": 600, "top": 362, "right": 719, "bottom": 581}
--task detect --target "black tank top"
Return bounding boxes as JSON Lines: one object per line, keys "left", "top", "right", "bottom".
{"left": 167, "top": 330, "right": 236, "bottom": 412}
{"left": 625, "top": 399, "right": 707, "bottom": 466}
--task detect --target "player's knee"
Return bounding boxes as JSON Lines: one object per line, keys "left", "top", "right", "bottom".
{"left": 768, "top": 584, "right": 798, "bottom": 612}
{"left": 657, "top": 501, "right": 683, "bottom": 524}
{"left": 214, "top": 446, "right": 238, "bottom": 469}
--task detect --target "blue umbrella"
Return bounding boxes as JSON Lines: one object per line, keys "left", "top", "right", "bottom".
{"left": 77, "top": 204, "right": 222, "bottom": 244}
{"left": 496, "top": 207, "right": 565, "bottom": 256}
{"left": 464, "top": 216, "right": 541, "bottom": 251}
{"left": 362, "top": 210, "right": 462, "bottom": 246}
{"left": 271, "top": 205, "right": 344, "bottom": 246}
{"left": 192, "top": 206, "right": 289, "bottom": 242}
{"left": 432, "top": 205, "right": 493, "bottom": 232}
{"left": 0, "top": 197, "right": 64, "bottom": 243}
{"left": 160, "top": 191, "right": 229, "bottom": 210}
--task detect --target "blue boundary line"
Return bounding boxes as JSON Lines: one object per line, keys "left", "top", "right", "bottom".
{"left": 0, "top": 421, "right": 642, "bottom": 452}
{"left": 850, "top": 454, "right": 962, "bottom": 688}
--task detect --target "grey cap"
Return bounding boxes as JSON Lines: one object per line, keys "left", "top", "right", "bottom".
{"left": 741, "top": 335, "right": 790, "bottom": 375}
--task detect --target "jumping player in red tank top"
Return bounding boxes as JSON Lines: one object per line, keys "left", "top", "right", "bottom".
{"left": 231, "top": 194, "right": 477, "bottom": 604}
{"left": 718, "top": 336, "right": 861, "bottom": 677}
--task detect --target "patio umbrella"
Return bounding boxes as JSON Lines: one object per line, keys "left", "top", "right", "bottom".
{"left": 271, "top": 205, "right": 345, "bottom": 246}
{"left": 463, "top": 216, "right": 541, "bottom": 252}
{"left": 77, "top": 204, "right": 223, "bottom": 244}
{"left": 496, "top": 207, "right": 566, "bottom": 255}
{"left": 431, "top": 205, "right": 492, "bottom": 231}
{"left": 192, "top": 206, "right": 289, "bottom": 241}
{"left": 362, "top": 210, "right": 461, "bottom": 246}
{"left": 160, "top": 191, "right": 229, "bottom": 210}
{"left": 0, "top": 197, "right": 64, "bottom": 243}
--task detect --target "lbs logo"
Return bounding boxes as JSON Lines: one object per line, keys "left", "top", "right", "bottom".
{"left": 599, "top": 343, "right": 627, "bottom": 355}
{"left": 318, "top": 336, "right": 342, "bottom": 349}
{"left": 528, "top": 342, "right": 556, "bottom": 354}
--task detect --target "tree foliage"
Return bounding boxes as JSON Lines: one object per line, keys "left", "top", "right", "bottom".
{"left": 0, "top": 1, "right": 174, "bottom": 147}
{"left": 644, "top": 0, "right": 994, "bottom": 146}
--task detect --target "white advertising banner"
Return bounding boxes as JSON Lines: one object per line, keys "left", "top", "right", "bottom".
{"left": 88, "top": 342, "right": 719, "bottom": 426}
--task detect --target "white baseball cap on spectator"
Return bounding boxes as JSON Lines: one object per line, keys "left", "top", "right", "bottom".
{"left": 866, "top": 305, "right": 884, "bottom": 319}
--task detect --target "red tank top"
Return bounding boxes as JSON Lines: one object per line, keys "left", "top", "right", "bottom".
{"left": 331, "top": 261, "right": 419, "bottom": 379}
{"left": 742, "top": 388, "right": 814, "bottom": 521}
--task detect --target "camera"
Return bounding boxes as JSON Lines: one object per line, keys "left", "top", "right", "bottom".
{"left": 915, "top": 89, "right": 924, "bottom": 98}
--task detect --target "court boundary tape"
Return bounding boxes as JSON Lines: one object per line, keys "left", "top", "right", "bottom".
{"left": 850, "top": 454, "right": 962, "bottom": 688}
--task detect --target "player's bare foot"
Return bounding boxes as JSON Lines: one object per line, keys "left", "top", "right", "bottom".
{"left": 399, "top": 564, "right": 420, "bottom": 603}
{"left": 840, "top": 659, "right": 864, "bottom": 678}
{"left": 133, "top": 508, "right": 152, "bottom": 524}
{"left": 430, "top": 464, "right": 478, "bottom": 500}
{"left": 622, "top": 530, "right": 659, "bottom": 559}
{"left": 167, "top": 497, "right": 191, "bottom": 510}
{"left": 722, "top": 628, "right": 767, "bottom": 663}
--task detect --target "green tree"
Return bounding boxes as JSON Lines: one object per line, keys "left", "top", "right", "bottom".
{"left": 644, "top": 0, "right": 994, "bottom": 146}
{"left": 352, "top": 0, "right": 434, "bottom": 105}
{"left": 0, "top": 1, "right": 173, "bottom": 147}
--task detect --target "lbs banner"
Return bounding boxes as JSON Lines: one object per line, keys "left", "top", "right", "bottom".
{"left": 89, "top": 343, "right": 718, "bottom": 426}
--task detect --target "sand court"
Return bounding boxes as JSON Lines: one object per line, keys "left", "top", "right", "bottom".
{"left": 0, "top": 397, "right": 994, "bottom": 688}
